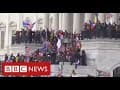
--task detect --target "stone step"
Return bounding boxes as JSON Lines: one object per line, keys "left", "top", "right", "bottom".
{"left": 51, "top": 65, "right": 59, "bottom": 73}
{"left": 8, "top": 43, "right": 42, "bottom": 55}
{"left": 12, "top": 45, "right": 41, "bottom": 48}
{"left": 82, "top": 38, "right": 120, "bottom": 42}
{"left": 62, "top": 65, "right": 97, "bottom": 77}
{"left": 50, "top": 64, "right": 97, "bottom": 77}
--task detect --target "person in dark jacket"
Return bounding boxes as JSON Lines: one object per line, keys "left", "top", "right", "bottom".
{"left": 81, "top": 50, "right": 87, "bottom": 66}
{"left": 10, "top": 53, "right": 16, "bottom": 62}
{"left": 21, "top": 29, "right": 26, "bottom": 43}
{"left": 5, "top": 54, "right": 8, "bottom": 62}
{"left": 107, "top": 23, "right": 112, "bottom": 39}
{"left": 111, "top": 23, "right": 117, "bottom": 39}
{"left": 28, "top": 29, "right": 33, "bottom": 43}
{"left": 41, "top": 30, "right": 46, "bottom": 42}
{"left": 15, "top": 31, "right": 20, "bottom": 44}
{"left": 70, "top": 49, "right": 75, "bottom": 65}
{"left": 74, "top": 48, "right": 81, "bottom": 69}
{"left": 96, "top": 22, "right": 101, "bottom": 38}
{"left": 19, "top": 54, "right": 25, "bottom": 62}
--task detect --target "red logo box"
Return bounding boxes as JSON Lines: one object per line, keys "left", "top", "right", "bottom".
{"left": 2, "top": 62, "right": 50, "bottom": 77}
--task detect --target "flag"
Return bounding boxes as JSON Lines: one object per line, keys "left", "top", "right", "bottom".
{"left": 89, "top": 20, "right": 95, "bottom": 31}
{"left": 57, "top": 38, "right": 61, "bottom": 55}
{"left": 89, "top": 20, "right": 93, "bottom": 25}
{"left": 94, "top": 16, "right": 97, "bottom": 24}
{"left": 23, "top": 21, "right": 30, "bottom": 27}
{"left": 57, "top": 38, "right": 61, "bottom": 49}
{"left": 23, "top": 21, "right": 36, "bottom": 29}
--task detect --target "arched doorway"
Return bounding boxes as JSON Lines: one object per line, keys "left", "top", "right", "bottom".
{"left": 113, "top": 67, "right": 120, "bottom": 77}
{"left": 110, "top": 63, "right": 120, "bottom": 77}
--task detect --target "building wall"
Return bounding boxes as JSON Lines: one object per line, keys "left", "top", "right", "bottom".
{"left": 82, "top": 40, "right": 120, "bottom": 76}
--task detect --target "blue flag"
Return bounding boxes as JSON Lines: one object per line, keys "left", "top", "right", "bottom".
{"left": 23, "top": 21, "right": 35, "bottom": 29}
{"left": 23, "top": 21, "right": 30, "bottom": 27}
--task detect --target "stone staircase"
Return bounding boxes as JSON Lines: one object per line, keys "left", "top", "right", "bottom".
{"left": 50, "top": 38, "right": 120, "bottom": 77}
{"left": 50, "top": 62, "right": 97, "bottom": 77}
{"left": 62, "top": 65, "right": 97, "bottom": 77}
{"left": 82, "top": 38, "right": 120, "bottom": 42}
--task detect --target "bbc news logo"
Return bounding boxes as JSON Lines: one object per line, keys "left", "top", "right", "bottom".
{"left": 2, "top": 62, "right": 50, "bottom": 76}
{"left": 5, "top": 65, "right": 27, "bottom": 72}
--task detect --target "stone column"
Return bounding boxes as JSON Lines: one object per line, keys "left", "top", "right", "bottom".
{"left": 43, "top": 13, "right": 49, "bottom": 30}
{"left": 62, "top": 13, "right": 73, "bottom": 32}
{"left": 1, "top": 30, "right": 5, "bottom": 49}
{"left": 4, "top": 14, "right": 9, "bottom": 53}
{"left": 73, "top": 13, "right": 81, "bottom": 33}
{"left": 8, "top": 25, "right": 12, "bottom": 52}
{"left": 84, "top": 13, "right": 92, "bottom": 23}
{"left": 8, "top": 14, "right": 12, "bottom": 54}
{"left": 18, "top": 13, "right": 23, "bottom": 30}
{"left": 36, "top": 13, "right": 39, "bottom": 30}
{"left": 59, "top": 13, "right": 62, "bottom": 30}
{"left": 0, "top": 31, "right": 1, "bottom": 49}
{"left": 52, "top": 13, "right": 59, "bottom": 31}
{"left": 111, "top": 13, "right": 119, "bottom": 24}
{"left": 98, "top": 13, "right": 105, "bottom": 23}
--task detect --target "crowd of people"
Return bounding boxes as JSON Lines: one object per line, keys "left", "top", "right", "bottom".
{"left": 5, "top": 28, "right": 87, "bottom": 66}
{"left": 4, "top": 48, "right": 87, "bottom": 65}
{"left": 5, "top": 36, "right": 87, "bottom": 64}
{"left": 5, "top": 20, "right": 120, "bottom": 68}
{"left": 82, "top": 21, "right": 120, "bottom": 39}
{"left": 12, "top": 29, "right": 82, "bottom": 44}
{"left": 12, "top": 21, "right": 120, "bottom": 45}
